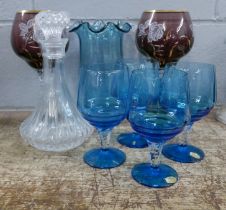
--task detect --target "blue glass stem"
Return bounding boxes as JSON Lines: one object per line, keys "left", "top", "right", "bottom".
{"left": 148, "top": 141, "right": 163, "bottom": 167}
{"left": 98, "top": 129, "right": 111, "bottom": 149}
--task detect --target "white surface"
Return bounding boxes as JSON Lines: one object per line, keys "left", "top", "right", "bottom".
{"left": 34, "top": 0, "right": 216, "bottom": 20}
{"left": 0, "top": 0, "right": 33, "bottom": 20}
{"left": 0, "top": 0, "right": 226, "bottom": 108}
{"left": 218, "top": 0, "right": 226, "bottom": 20}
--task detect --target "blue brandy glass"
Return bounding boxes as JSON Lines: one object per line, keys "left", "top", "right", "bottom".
{"left": 162, "top": 62, "right": 216, "bottom": 163}
{"left": 129, "top": 65, "right": 189, "bottom": 188}
{"left": 78, "top": 62, "right": 129, "bottom": 169}
{"left": 117, "top": 59, "right": 150, "bottom": 148}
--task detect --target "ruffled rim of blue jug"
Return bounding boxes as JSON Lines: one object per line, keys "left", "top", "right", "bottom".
{"left": 69, "top": 20, "right": 132, "bottom": 33}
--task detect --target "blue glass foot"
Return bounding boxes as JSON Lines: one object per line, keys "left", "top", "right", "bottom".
{"left": 117, "top": 132, "right": 148, "bottom": 148}
{"left": 83, "top": 147, "right": 126, "bottom": 169}
{"left": 162, "top": 144, "right": 205, "bottom": 163}
{"left": 131, "top": 163, "right": 178, "bottom": 188}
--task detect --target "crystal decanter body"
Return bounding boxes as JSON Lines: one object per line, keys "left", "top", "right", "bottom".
{"left": 20, "top": 11, "right": 93, "bottom": 151}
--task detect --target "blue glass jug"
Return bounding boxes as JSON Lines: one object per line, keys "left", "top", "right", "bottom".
{"left": 70, "top": 20, "right": 131, "bottom": 66}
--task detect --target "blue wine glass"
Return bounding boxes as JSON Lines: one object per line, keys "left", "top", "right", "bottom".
{"left": 117, "top": 59, "right": 150, "bottom": 148}
{"left": 78, "top": 62, "right": 129, "bottom": 169}
{"left": 162, "top": 62, "right": 216, "bottom": 163}
{"left": 129, "top": 65, "right": 189, "bottom": 188}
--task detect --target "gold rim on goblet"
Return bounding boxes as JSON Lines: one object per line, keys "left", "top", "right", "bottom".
{"left": 144, "top": 10, "right": 188, "bottom": 13}
{"left": 16, "top": 10, "right": 47, "bottom": 14}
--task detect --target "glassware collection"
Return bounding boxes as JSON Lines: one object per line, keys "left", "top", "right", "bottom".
{"left": 11, "top": 10, "right": 216, "bottom": 188}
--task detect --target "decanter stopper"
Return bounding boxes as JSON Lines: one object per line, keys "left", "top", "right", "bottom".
{"left": 34, "top": 11, "right": 70, "bottom": 59}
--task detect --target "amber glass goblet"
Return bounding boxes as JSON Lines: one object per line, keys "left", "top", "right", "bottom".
{"left": 11, "top": 10, "right": 43, "bottom": 74}
{"left": 136, "top": 10, "right": 194, "bottom": 68}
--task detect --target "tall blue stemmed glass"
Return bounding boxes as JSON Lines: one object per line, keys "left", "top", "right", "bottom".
{"left": 129, "top": 65, "right": 189, "bottom": 188}
{"left": 162, "top": 62, "right": 216, "bottom": 163}
{"left": 78, "top": 62, "right": 129, "bottom": 169}
{"left": 117, "top": 59, "right": 150, "bottom": 148}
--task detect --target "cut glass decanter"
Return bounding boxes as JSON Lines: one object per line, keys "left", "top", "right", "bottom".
{"left": 19, "top": 11, "right": 93, "bottom": 151}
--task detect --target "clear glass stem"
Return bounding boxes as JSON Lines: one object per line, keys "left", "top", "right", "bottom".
{"left": 147, "top": 141, "right": 163, "bottom": 168}
{"left": 38, "top": 71, "right": 44, "bottom": 81}
{"left": 98, "top": 129, "right": 111, "bottom": 149}
{"left": 182, "top": 124, "right": 192, "bottom": 146}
